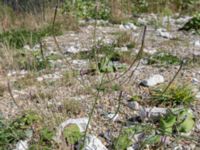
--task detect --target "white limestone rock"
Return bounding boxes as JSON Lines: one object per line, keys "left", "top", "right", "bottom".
{"left": 140, "top": 74, "right": 165, "bottom": 87}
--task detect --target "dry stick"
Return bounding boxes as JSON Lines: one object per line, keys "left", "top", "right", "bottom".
{"left": 162, "top": 60, "right": 184, "bottom": 94}
{"left": 7, "top": 80, "right": 28, "bottom": 150}
{"left": 109, "top": 91, "right": 123, "bottom": 121}
{"left": 103, "top": 26, "right": 147, "bottom": 85}
{"left": 50, "top": 1, "right": 99, "bottom": 100}
{"left": 82, "top": 74, "right": 105, "bottom": 147}
{"left": 7, "top": 80, "right": 20, "bottom": 109}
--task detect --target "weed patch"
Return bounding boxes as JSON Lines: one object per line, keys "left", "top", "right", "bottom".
{"left": 147, "top": 52, "right": 181, "bottom": 65}
{"left": 0, "top": 112, "right": 40, "bottom": 149}
{"left": 64, "top": 124, "right": 83, "bottom": 145}
{"left": 160, "top": 109, "right": 195, "bottom": 134}
{"left": 0, "top": 23, "right": 62, "bottom": 49}
{"left": 150, "top": 84, "right": 195, "bottom": 107}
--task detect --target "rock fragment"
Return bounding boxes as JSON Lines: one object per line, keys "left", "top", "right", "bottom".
{"left": 140, "top": 74, "right": 164, "bottom": 87}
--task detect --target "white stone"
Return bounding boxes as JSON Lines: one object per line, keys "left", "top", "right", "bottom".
{"left": 83, "top": 135, "right": 108, "bottom": 150}
{"left": 54, "top": 118, "right": 89, "bottom": 143}
{"left": 23, "top": 45, "right": 31, "bottom": 50}
{"left": 37, "top": 72, "right": 62, "bottom": 82}
{"left": 139, "top": 107, "right": 167, "bottom": 119}
{"left": 115, "top": 47, "right": 128, "bottom": 52}
{"left": 157, "top": 28, "right": 173, "bottom": 39}
{"left": 119, "top": 23, "right": 137, "bottom": 30}
{"left": 138, "top": 18, "right": 147, "bottom": 25}
{"left": 176, "top": 16, "right": 192, "bottom": 24}
{"left": 192, "top": 78, "right": 199, "bottom": 84}
{"left": 194, "top": 40, "right": 200, "bottom": 47}
{"left": 128, "top": 101, "right": 141, "bottom": 110}
{"left": 140, "top": 74, "right": 165, "bottom": 87}
{"left": 196, "top": 92, "right": 200, "bottom": 99}
{"left": 66, "top": 46, "right": 80, "bottom": 53}
{"left": 106, "top": 113, "right": 119, "bottom": 121}
{"left": 72, "top": 59, "right": 89, "bottom": 67}
{"left": 14, "top": 140, "right": 28, "bottom": 150}
{"left": 36, "top": 77, "right": 43, "bottom": 82}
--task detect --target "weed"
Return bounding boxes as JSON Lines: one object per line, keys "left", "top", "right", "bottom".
{"left": 113, "top": 125, "right": 156, "bottom": 150}
{"left": 63, "top": 99, "right": 82, "bottom": 116}
{"left": 13, "top": 73, "right": 37, "bottom": 89}
{"left": 14, "top": 49, "right": 50, "bottom": 71}
{"left": 63, "top": 0, "right": 110, "bottom": 20}
{"left": 29, "top": 127, "right": 55, "bottom": 150}
{"left": 151, "top": 83, "right": 195, "bottom": 107}
{"left": 0, "top": 83, "right": 6, "bottom": 97}
{"left": 115, "top": 31, "right": 136, "bottom": 48}
{"left": 147, "top": 52, "right": 181, "bottom": 65}
{"left": 98, "top": 57, "right": 116, "bottom": 73}
{"left": 0, "top": 23, "right": 62, "bottom": 49}
{"left": 0, "top": 111, "right": 40, "bottom": 149}
{"left": 62, "top": 71, "right": 78, "bottom": 85}
{"left": 160, "top": 109, "right": 195, "bottom": 134}
{"left": 63, "top": 124, "right": 83, "bottom": 145}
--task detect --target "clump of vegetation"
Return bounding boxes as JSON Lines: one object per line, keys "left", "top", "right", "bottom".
{"left": 0, "top": 83, "right": 6, "bottom": 97}
{"left": 14, "top": 49, "right": 52, "bottom": 71}
{"left": 63, "top": 124, "right": 83, "bottom": 145}
{"left": 115, "top": 31, "right": 136, "bottom": 48}
{"left": 63, "top": 99, "right": 82, "bottom": 116}
{"left": 160, "top": 109, "right": 195, "bottom": 134}
{"left": 113, "top": 124, "right": 160, "bottom": 150}
{"left": 13, "top": 73, "right": 38, "bottom": 89}
{"left": 0, "top": 111, "right": 40, "bottom": 149}
{"left": 98, "top": 57, "right": 116, "bottom": 73}
{"left": 151, "top": 84, "right": 195, "bottom": 107}
{"left": 179, "top": 13, "right": 200, "bottom": 32}
{"left": 147, "top": 52, "right": 181, "bottom": 65}
{"left": 63, "top": 0, "right": 110, "bottom": 20}
{"left": 0, "top": 23, "right": 62, "bottom": 49}
{"left": 113, "top": 127, "right": 133, "bottom": 150}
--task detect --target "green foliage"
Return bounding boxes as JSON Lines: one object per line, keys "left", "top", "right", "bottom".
{"left": 179, "top": 13, "right": 200, "bottom": 32}
{"left": 0, "top": 23, "right": 62, "bottom": 49}
{"left": 147, "top": 52, "right": 181, "bottom": 65}
{"left": 160, "top": 109, "right": 195, "bottom": 134}
{"left": 98, "top": 57, "right": 116, "bottom": 73}
{"left": 63, "top": 124, "right": 83, "bottom": 145}
{"left": 176, "top": 109, "right": 195, "bottom": 133}
{"left": 29, "top": 127, "right": 55, "bottom": 150}
{"left": 151, "top": 84, "right": 195, "bottom": 106}
{"left": 160, "top": 113, "right": 176, "bottom": 134}
{"left": 0, "top": 112, "right": 40, "bottom": 149}
{"left": 62, "top": 0, "right": 110, "bottom": 20}
{"left": 0, "top": 84, "right": 5, "bottom": 97}
{"left": 113, "top": 128, "right": 133, "bottom": 150}
{"left": 14, "top": 49, "right": 52, "bottom": 71}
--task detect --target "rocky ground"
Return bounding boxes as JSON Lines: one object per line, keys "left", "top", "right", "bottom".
{"left": 0, "top": 14, "right": 200, "bottom": 150}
